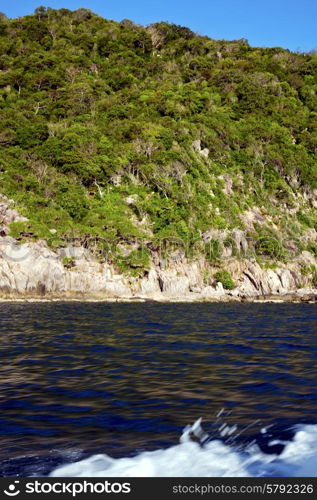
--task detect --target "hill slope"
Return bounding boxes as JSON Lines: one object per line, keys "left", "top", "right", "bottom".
{"left": 0, "top": 7, "right": 316, "bottom": 296}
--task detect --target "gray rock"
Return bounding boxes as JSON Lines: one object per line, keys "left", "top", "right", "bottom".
{"left": 0, "top": 197, "right": 28, "bottom": 235}
{"left": 57, "top": 246, "right": 92, "bottom": 261}
{"left": 160, "top": 276, "right": 190, "bottom": 296}
{"left": 140, "top": 269, "right": 161, "bottom": 294}
{"left": 278, "top": 269, "right": 295, "bottom": 290}
{"left": 192, "top": 139, "right": 209, "bottom": 158}
{"left": 232, "top": 229, "right": 248, "bottom": 254}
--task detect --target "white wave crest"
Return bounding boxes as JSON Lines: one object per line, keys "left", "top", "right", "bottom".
{"left": 49, "top": 420, "right": 317, "bottom": 477}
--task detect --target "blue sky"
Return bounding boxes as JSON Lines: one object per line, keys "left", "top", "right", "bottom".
{"left": 2, "top": 0, "right": 316, "bottom": 52}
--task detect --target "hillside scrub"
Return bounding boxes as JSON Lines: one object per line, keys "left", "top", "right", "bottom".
{"left": 0, "top": 7, "right": 316, "bottom": 277}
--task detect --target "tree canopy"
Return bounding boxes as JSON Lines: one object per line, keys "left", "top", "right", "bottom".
{"left": 0, "top": 7, "right": 316, "bottom": 275}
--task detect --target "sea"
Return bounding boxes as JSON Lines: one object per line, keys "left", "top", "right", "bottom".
{"left": 0, "top": 301, "right": 316, "bottom": 477}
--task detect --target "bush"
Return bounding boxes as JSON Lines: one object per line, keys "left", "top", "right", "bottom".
{"left": 1, "top": 9, "right": 317, "bottom": 270}
{"left": 205, "top": 239, "right": 222, "bottom": 264}
{"left": 214, "top": 269, "right": 235, "bottom": 290}
{"left": 62, "top": 257, "right": 76, "bottom": 269}
{"left": 312, "top": 266, "right": 317, "bottom": 288}
{"left": 307, "top": 242, "right": 317, "bottom": 257}
{"left": 115, "top": 246, "right": 150, "bottom": 277}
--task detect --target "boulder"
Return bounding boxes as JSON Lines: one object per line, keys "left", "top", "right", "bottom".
{"left": 232, "top": 229, "right": 248, "bottom": 254}
{"left": 192, "top": 139, "right": 209, "bottom": 158}
{"left": 0, "top": 196, "right": 28, "bottom": 235}
{"left": 160, "top": 276, "right": 190, "bottom": 296}
{"left": 140, "top": 269, "right": 161, "bottom": 294}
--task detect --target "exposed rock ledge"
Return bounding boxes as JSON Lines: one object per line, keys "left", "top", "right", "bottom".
{"left": 0, "top": 236, "right": 316, "bottom": 303}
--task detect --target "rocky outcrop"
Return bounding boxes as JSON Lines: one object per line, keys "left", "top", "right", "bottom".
{"left": 160, "top": 275, "right": 190, "bottom": 296}
{"left": 192, "top": 139, "right": 209, "bottom": 158}
{"left": 0, "top": 237, "right": 129, "bottom": 297}
{"left": 0, "top": 195, "right": 316, "bottom": 301}
{"left": 0, "top": 239, "right": 65, "bottom": 295}
{"left": 0, "top": 232, "right": 316, "bottom": 301}
{"left": 140, "top": 269, "right": 162, "bottom": 295}
{"left": 0, "top": 195, "right": 27, "bottom": 235}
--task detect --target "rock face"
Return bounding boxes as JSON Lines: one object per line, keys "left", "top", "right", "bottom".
{"left": 0, "top": 239, "right": 65, "bottom": 295}
{"left": 0, "top": 195, "right": 316, "bottom": 301}
{"left": 0, "top": 195, "right": 28, "bottom": 235}
{"left": 0, "top": 233, "right": 316, "bottom": 300}
{"left": 160, "top": 276, "right": 190, "bottom": 297}
{"left": 0, "top": 238, "right": 132, "bottom": 298}
{"left": 140, "top": 270, "right": 161, "bottom": 295}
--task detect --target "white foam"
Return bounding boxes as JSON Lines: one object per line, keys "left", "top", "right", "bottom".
{"left": 49, "top": 420, "right": 317, "bottom": 477}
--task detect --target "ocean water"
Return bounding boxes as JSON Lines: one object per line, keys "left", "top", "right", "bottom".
{"left": 0, "top": 302, "right": 316, "bottom": 477}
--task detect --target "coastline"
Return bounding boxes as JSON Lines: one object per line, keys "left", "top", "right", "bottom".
{"left": 0, "top": 291, "right": 316, "bottom": 303}
{"left": 1, "top": 231, "right": 317, "bottom": 305}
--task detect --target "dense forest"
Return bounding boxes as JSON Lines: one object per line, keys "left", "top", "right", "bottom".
{"left": 0, "top": 7, "right": 316, "bottom": 280}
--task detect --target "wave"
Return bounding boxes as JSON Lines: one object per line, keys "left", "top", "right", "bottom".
{"left": 49, "top": 419, "right": 317, "bottom": 477}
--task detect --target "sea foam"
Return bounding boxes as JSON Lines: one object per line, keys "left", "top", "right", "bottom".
{"left": 49, "top": 419, "right": 317, "bottom": 477}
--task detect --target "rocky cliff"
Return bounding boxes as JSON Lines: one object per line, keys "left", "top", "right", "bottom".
{"left": 1, "top": 195, "right": 316, "bottom": 302}
{"left": 1, "top": 10, "right": 317, "bottom": 302}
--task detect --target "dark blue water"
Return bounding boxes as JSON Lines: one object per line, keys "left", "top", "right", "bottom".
{"left": 0, "top": 302, "right": 316, "bottom": 476}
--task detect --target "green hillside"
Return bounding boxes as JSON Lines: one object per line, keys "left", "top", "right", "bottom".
{"left": 0, "top": 7, "right": 316, "bottom": 277}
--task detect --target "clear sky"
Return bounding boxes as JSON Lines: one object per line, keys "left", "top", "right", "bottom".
{"left": 1, "top": 0, "right": 316, "bottom": 52}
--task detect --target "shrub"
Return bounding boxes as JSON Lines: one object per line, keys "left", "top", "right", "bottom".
{"left": 214, "top": 269, "right": 235, "bottom": 290}
{"left": 62, "top": 257, "right": 76, "bottom": 269}
{"left": 307, "top": 242, "right": 317, "bottom": 257}
{"left": 1, "top": 9, "right": 317, "bottom": 271}
{"left": 115, "top": 246, "right": 150, "bottom": 277}
{"left": 205, "top": 239, "right": 222, "bottom": 264}
{"left": 312, "top": 267, "right": 317, "bottom": 288}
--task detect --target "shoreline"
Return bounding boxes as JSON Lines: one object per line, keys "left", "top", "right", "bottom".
{"left": 1, "top": 231, "right": 317, "bottom": 307}
{"left": 0, "top": 292, "right": 316, "bottom": 304}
